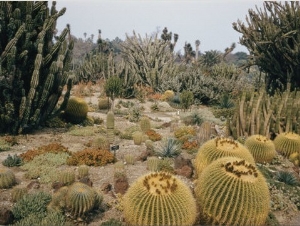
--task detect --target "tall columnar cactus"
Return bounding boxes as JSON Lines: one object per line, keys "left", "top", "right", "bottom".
{"left": 273, "top": 132, "right": 300, "bottom": 157}
{"left": 123, "top": 172, "right": 197, "bottom": 226}
{"left": 0, "top": 1, "right": 74, "bottom": 134}
{"left": 194, "top": 137, "right": 255, "bottom": 176}
{"left": 106, "top": 110, "right": 115, "bottom": 144}
{"left": 195, "top": 157, "right": 270, "bottom": 226}
{"left": 244, "top": 134, "right": 276, "bottom": 163}
{"left": 0, "top": 168, "right": 16, "bottom": 188}
{"left": 64, "top": 96, "right": 88, "bottom": 124}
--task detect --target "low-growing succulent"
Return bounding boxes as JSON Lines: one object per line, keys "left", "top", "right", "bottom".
{"left": 195, "top": 157, "right": 270, "bottom": 226}
{"left": 11, "top": 187, "right": 28, "bottom": 202}
{"left": 194, "top": 137, "right": 255, "bottom": 176}
{"left": 273, "top": 132, "right": 300, "bottom": 157}
{"left": 145, "top": 129, "right": 162, "bottom": 141}
{"left": 0, "top": 168, "right": 16, "bottom": 188}
{"left": 276, "top": 171, "right": 299, "bottom": 186}
{"left": 123, "top": 172, "right": 197, "bottom": 226}
{"left": 156, "top": 138, "right": 181, "bottom": 158}
{"left": 244, "top": 134, "right": 276, "bottom": 163}
{"left": 2, "top": 154, "right": 23, "bottom": 167}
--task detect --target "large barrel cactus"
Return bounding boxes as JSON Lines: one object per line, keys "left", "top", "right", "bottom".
{"left": 195, "top": 157, "right": 270, "bottom": 226}
{"left": 273, "top": 132, "right": 300, "bottom": 157}
{"left": 63, "top": 96, "right": 88, "bottom": 124}
{"left": 194, "top": 137, "right": 255, "bottom": 176}
{"left": 244, "top": 134, "right": 276, "bottom": 163}
{"left": 0, "top": 1, "right": 73, "bottom": 134}
{"left": 123, "top": 171, "right": 197, "bottom": 226}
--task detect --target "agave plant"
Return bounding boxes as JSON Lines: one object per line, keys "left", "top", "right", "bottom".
{"left": 156, "top": 137, "right": 181, "bottom": 158}
{"left": 276, "top": 171, "right": 299, "bottom": 186}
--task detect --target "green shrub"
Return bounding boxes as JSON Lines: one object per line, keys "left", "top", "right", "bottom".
{"left": 182, "top": 111, "right": 203, "bottom": 126}
{"left": 180, "top": 90, "right": 194, "bottom": 111}
{"left": 2, "top": 154, "right": 23, "bottom": 167}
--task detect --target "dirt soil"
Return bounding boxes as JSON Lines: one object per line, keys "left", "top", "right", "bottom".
{"left": 0, "top": 94, "right": 300, "bottom": 226}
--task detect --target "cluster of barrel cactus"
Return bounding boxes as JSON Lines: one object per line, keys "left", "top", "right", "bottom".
{"left": 0, "top": 1, "right": 73, "bottom": 134}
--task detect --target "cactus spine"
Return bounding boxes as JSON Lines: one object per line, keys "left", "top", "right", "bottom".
{"left": 244, "top": 134, "right": 276, "bottom": 163}
{"left": 123, "top": 172, "right": 197, "bottom": 226}
{"left": 273, "top": 132, "right": 300, "bottom": 157}
{"left": 194, "top": 137, "right": 255, "bottom": 176}
{"left": 64, "top": 97, "right": 88, "bottom": 124}
{"left": 195, "top": 157, "right": 270, "bottom": 226}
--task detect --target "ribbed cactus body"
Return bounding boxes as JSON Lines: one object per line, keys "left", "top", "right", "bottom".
{"left": 132, "top": 131, "right": 143, "bottom": 145}
{"left": 66, "top": 182, "right": 102, "bottom": 217}
{"left": 194, "top": 137, "right": 255, "bottom": 176}
{"left": 78, "top": 165, "right": 89, "bottom": 179}
{"left": 123, "top": 172, "right": 197, "bottom": 226}
{"left": 147, "top": 156, "right": 160, "bottom": 171}
{"left": 64, "top": 97, "right": 88, "bottom": 123}
{"left": 106, "top": 110, "right": 115, "bottom": 144}
{"left": 0, "top": 168, "right": 16, "bottom": 188}
{"left": 58, "top": 170, "right": 75, "bottom": 185}
{"left": 244, "top": 134, "right": 276, "bottom": 163}
{"left": 273, "top": 132, "right": 300, "bottom": 157}
{"left": 11, "top": 187, "right": 28, "bottom": 202}
{"left": 195, "top": 157, "right": 270, "bottom": 226}
{"left": 139, "top": 116, "right": 151, "bottom": 133}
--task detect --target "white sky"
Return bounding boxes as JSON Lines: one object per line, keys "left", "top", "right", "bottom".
{"left": 55, "top": 0, "right": 265, "bottom": 54}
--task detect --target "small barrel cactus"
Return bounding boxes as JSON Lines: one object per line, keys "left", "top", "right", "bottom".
{"left": 64, "top": 97, "right": 89, "bottom": 124}
{"left": 194, "top": 137, "right": 255, "bottom": 176}
{"left": 123, "top": 172, "right": 197, "bottom": 226}
{"left": 58, "top": 170, "right": 75, "bottom": 185}
{"left": 98, "top": 97, "right": 111, "bottom": 110}
{"left": 273, "top": 132, "right": 300, "bottom": 157}
{"left": 11, "top": 187, "right": 28, "bottom": 202}
{"left": 244, "top": 134, "right": 276, "bottom": 163}
{"left": 147, "top": 156, "right": 160, "bottom": 171}
{"left": 66, "top": 182, "right": 102, "bottom": 217}
{"left": 139, "top": 116, "right": 151, "bottom": 133}
{"left": 0, "top": 168, "right": 16, "bottom": 188}
{"left": 132, "top": 131, "right": 143, "bottom": 145}
{"left": 195, "top": 157, "right": 270, "bottom": 226}
{"left": 77, "top": 165, "right": 89, "bottom": 179}
{"left": 289, "top": 152, "right": 300, "bottom": 166}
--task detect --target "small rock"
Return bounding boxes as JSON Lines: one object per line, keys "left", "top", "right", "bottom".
{"left": 27, "top": 180, "right": 40, "bottom": 189}
{"left": 175, "top": 165, "right": 193, "bottom": 178}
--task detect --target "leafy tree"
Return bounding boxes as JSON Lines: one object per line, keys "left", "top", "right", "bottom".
{"left": 233, "top": 1, "right": 300, "bottom": 93}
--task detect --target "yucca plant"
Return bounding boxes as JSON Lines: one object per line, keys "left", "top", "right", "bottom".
{"left": 276, "top": 171, "right": 299, "bottom": 186}
{"left": 156, "top": 137, "right": 181, "bottom": 158}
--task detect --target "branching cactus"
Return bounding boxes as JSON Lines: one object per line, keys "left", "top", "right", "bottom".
{"left": 194, "top": 137, "right": 255, "bottom": 176}
{"left": 195, "top": 157, "right": 270, "bottom": 226}
{"left": 123, "top": 172, "right": 197, "bottom": 226}
{"left": 0, "top": 2, "right": 74, "bottom": 134}
{"left": 244, "top": 134, "right": 276, "bottom": 163}
{"left": 273, "top": 132, "right": 300, "bottom": 157}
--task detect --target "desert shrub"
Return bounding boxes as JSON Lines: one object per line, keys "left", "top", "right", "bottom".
{"left": 2, "top": 154, "right": 23, "bottom": 167}
{"left": 90, "top": 135, "right": 110, "bottom": 150}
{"left": 11, "top": 187, "right": 28, "bottom": 202}
{"left": 161, "top": 90, "right": 175, "bottom": 101}
{"left": 44, "top": 116, "right": 67, "bottom": 128}
{"left": 158, "top": 158, "right": 175, "bottom": 173}
{"left": 181, "top": 111, "right": 203, "bottom": 126}
{"left": 12, "top": 191, "right": 52, "bottom": 221}
{"left": 174, "top": 126, "right": 196, "bottom": 141}
{"left": 67, "top": 148, "right": 115, "bottom": 166}
{"left": 21, "top": 152, "right": 70, "bottom": 183}
{"left": 145, "top": 129, "right": 162, "bottom": 141}
{"left": 127, "top": 103, "right": 142, "bottom": 122}
{"left": 20, "top": 143, "right": 71, "bottom": 162}
{"left": 120, "top": 126, "right": 140, "bottom": 139}
{"left": 180, "top": 90, "right": 194, "bottom": 111}
{"left": 276, "top": 171, "right": 299, "bottom": 186}
{"left": 156, "top": 138, "right": 181, "bottom": 158}
{"left": 100, "top": 218, "right": 123, "bottom": 226}
{"left": 68, "top": 125, "right": 99, "bottom": 136}
{"left": 212, "top": 108, "right": 235, "bottom": 119}
{"left": 0, "top": 168, "right": 16, "bottom": 188}
{"left": 182, "top": 139, "right": 200, "bottom": 154}
{"left": 150, "top": 102, "right": 160, "bottom": 111}
{"left": 0, "top": 138, "right": 11, "bottom": 152}
{"left": 98, "top": 97, "right": 111, "bottom": 110}
{"left": 218, "top": 93, "right": 235, "bottom": 108}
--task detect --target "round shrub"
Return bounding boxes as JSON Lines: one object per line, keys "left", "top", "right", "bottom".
{"left": 244, "top": 134, "right": 276, "bottom": 163}
{"left": 273, "top": 132, "right": 300, "bottom": 157}
{"left": 194, "top": 137, "right": 255, "bottom": 176}
{"left": 123, "top": 172, "right": 197, "bottom": 226}
{"left": 195, "top": 157, "right": 270, "bottom": 226}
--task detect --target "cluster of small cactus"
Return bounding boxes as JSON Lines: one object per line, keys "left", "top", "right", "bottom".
{"left": 64, "top": 97, "right": 89, "bottom": 124}
{"left": 244, "top": 134, "right": 276, "bottom": 163}
{"left": 123, "top": 172, "right": 197, "bottom": 226}
{"left": 194, "top": 137, "right": 255, "bottom": 176}
{"left": 66, "top": 148, "right": 115, "bottom": 166}
{"left": 0, "top": 1, "right": 73, "bottom": 134}
{"left": 0, "top": 168, "right": 16, "bottom": 188}
{"left": 273, "top": 132, "right": 300, "bottom": 157}
{"left": 195, "top": 157, "right": 270, "bottom": 226}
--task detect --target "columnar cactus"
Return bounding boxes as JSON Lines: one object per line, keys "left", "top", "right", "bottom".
{"left": 244, "top": 134, "right": 276, "bottom": 163}
{"left": 0, "top": 2, "right": 73, "bottom": 134}
{"left": 123, "top": 172, "right": 197, "bottom": 226}
{"left": 194, "top": 137, "right": 255, "bottom": 176}
{"left": 64, "top": 97, "right": 88, "bottom": 124}
{"left": 0, "top": 168, "right": 16, "bottom": 188}
{"left": 195, "top": 157, "right": 270, "bottom": 226}
{"left": 106, "top": 110, "right": 115, "bottom": 144}
{"left": 273, "top": 132, "right": 300, "bottom": 157}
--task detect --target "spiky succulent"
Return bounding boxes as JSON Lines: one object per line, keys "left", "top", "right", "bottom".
{"left": 156, "top": 137, "right": 181, "bottom": 158}
{"left": 273, "top": 132, "right": 300, "bottom": 157}
{"left": 123, "top": 172, "right": 197, "bottom": 226}
{"left": 276, "top": 171, "right": 299, "bottom": 186}
{"left": 195, "top": 157, "right": 270, "bottom": 226}
{"left": 64, "top": 97, "right": 89, "bottom": 124}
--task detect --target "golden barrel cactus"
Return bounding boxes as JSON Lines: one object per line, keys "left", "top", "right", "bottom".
{"left": 194, "top": 137, "right": 255, "bottom": 176}
{"left": 273, "top": 132, "right": 300, "bottom": 157}
{"left": 0, "top": 168, "right": 16, "bottom": 189}
{"left": 195, "top": 157, "right": 270, "bottom": 226}
{"left": 123, "top": 172, "right": 197, "bottom": 226}
{"left": 244, "top": 134, "right": 276, "bottom": 163}
{"left": 64, "top": 97, "right": 89, "bottom": 124}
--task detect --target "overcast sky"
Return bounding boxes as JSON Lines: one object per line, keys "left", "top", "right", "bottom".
{"left": 55, "top": 0, "right": 265, "bottom": 54}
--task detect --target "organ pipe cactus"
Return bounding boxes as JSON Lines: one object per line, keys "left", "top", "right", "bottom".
{"left": 195, "top": 157, "right": 270, "bottom": 226}
{"left": 0, "top": 1, "right": 73, "bottom": 134}
{"left": 123, "top": 171, "right": 197, "bottom": 226}
{"left": 244, "top": 134, "right": 276, "bottom": 163}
